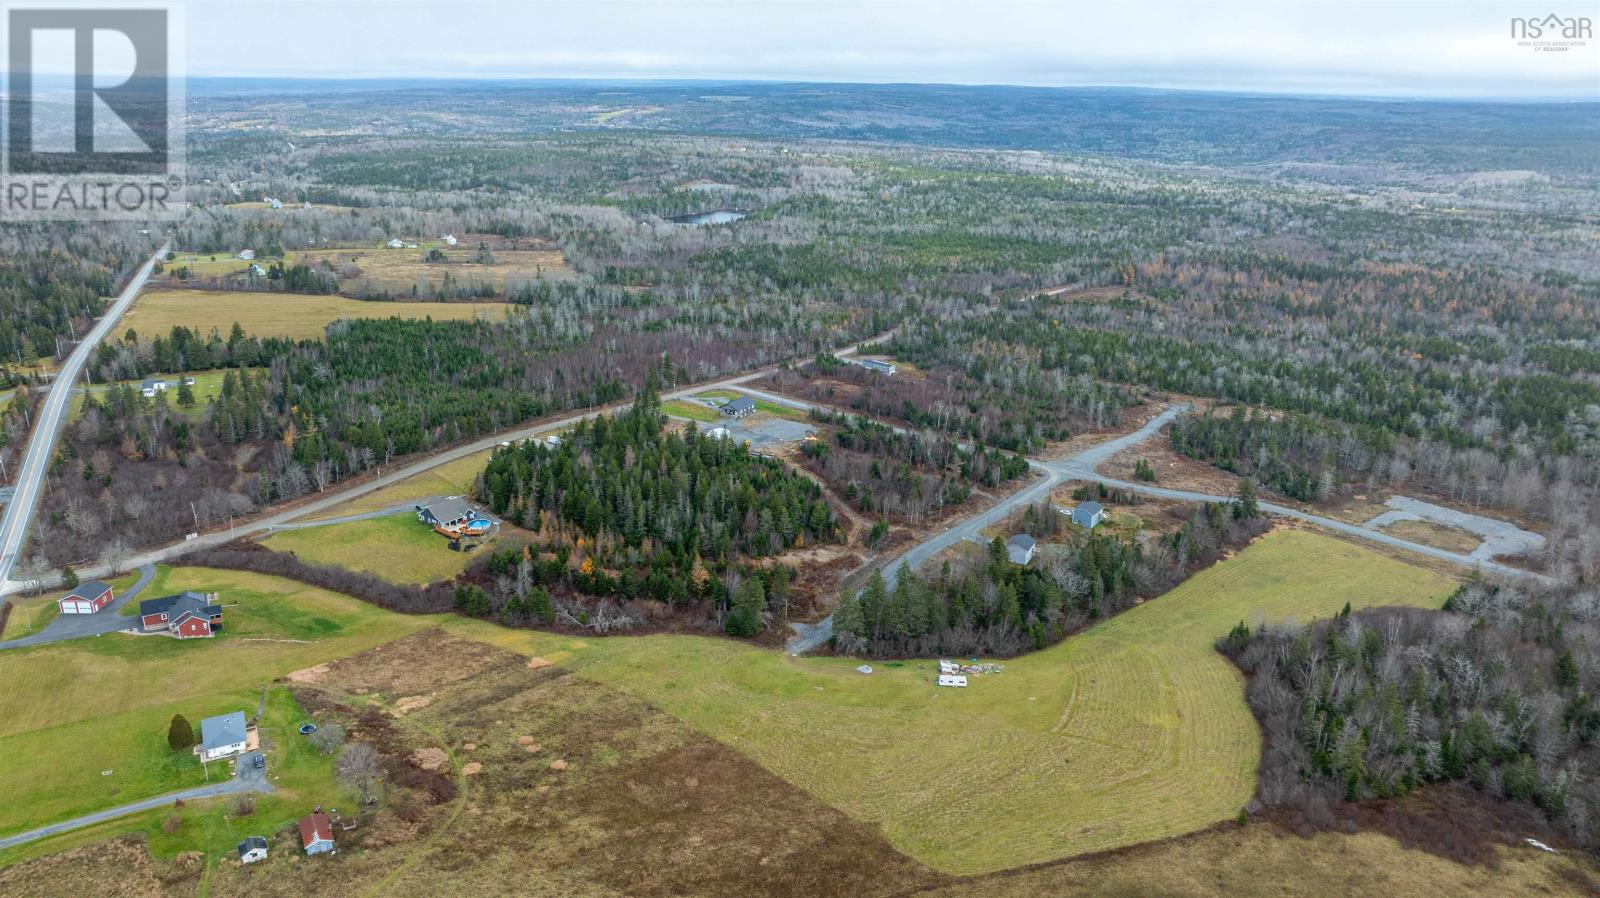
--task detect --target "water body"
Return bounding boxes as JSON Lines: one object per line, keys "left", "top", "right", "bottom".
{"left": 667, "top": 210, "right": 747, "bottom": 225}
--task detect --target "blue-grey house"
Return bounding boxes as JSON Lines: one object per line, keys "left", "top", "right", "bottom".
{"left": 1072, "top": 501, "right": 1108, "bottom": 529}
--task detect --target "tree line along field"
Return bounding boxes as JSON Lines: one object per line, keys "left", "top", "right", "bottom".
{"left": 116, "top": 290, "right": 513, "bottom": 341}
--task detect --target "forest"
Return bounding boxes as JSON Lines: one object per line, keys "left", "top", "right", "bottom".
{"left": 469, "top": 389, "right": 837, "bottom": 635}
{"left": 799, "top": 411, "right": 1030, "bottom": 525}
{"left": 1221, "top": 577, "right": 1600, "bottom": 852}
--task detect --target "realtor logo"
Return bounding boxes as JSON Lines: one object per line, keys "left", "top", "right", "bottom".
{"left": 1, "top": 3, "right": 185, "bottom": 219}
{"left": 1509, "top": 12, "right": 1593, "bottom": 52}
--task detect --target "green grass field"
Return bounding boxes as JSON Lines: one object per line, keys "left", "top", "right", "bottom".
{"left": 0, "top": 566, "right": 434, "bottom": 849}
{"left": 68, "top": 369, "right": 239, "bottom": 421}
{"left": 662, "top": 398, "right": 722, "bottom": 422}
{"left": 119, "top": 290, "right": 513, "bottom": 341}
{"left": 446, "top": 529, "right": 1459, "bottom": 875}
{"left": 262, "top": 512, "right": 490, "bottom": 585}
{"left": 291, "top": 450, "right": 491, "bottom": 523}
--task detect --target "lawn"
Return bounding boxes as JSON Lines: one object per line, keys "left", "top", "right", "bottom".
{"left": 0, "top": 566, "right": 435, "bottom": 844}
{"left": 662, "top": 398, "right": 721, "bottom": 422}
{"left": 290, "top": 449, "right": 491, "bottom": 523}
{"left": 0, "top": 686, "right": 356, "bottom": 872}
{"left": 119, "top": 290, "right": 513, "bottom": 341}
{"left": 262, "top": 512, "right": 489, "bottom": 586}
{"left": 68, "top": 369, "right": 239, "bottom": 421}
{"left": 445, "top": 529, "right": 1460, "bottom": 875}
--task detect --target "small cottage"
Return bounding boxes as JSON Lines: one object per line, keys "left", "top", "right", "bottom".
{"left": 299, "top": 811, "right": 336, "bottom": 855}
{"left": 198, "top": 711, "right": 250, "bottom": 761}
{"left": 1006, "top": 534, "right": 1036, "bottom": 565}
{"left": 237, "top": 836, "right": 268, "bottom": 864}
{"left": 1071, "top": 502, "right": 1109, "bottom": 530}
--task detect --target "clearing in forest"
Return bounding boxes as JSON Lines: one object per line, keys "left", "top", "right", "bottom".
{"left": 446, "top": 529, "right": 1459, "bottom": 875}
{"left": 120, "top": 290, "right": 512, "bottom": 341}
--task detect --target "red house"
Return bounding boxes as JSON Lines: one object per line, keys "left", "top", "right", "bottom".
{"left": 138, "top": 592, "right": 223, "bottom": 638}
{"left": 58, "top": 581, "right": 114, "bottom": 615}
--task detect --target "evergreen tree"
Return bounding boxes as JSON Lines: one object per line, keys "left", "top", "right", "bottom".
{"left": 167, "top": 714, "right": 195, "bottom": 750}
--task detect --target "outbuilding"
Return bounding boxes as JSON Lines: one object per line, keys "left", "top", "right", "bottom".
{"left": 237, "top": 836, "right": 268, "bottom": 864}
{"left": 58, "top": 580, "right": 114, "bottom": 614}
{"left": 1071, "top": 501, "right": 1109, "bottom": 530}
{"left": 1006, "top": 534, "right": 1036, "bottom": 565}
{"left": 299, "top": 811, "right": 336, "bottom": 855}
{"left": 937, "top": 674, "right": 968, "bottom": 688}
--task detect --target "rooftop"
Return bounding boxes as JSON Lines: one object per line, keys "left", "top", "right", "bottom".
{"left": 200, "top": 711, "right": 248, "bottom": 751}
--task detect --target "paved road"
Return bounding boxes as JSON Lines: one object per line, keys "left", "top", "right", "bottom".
{"left": 7, "top": 333, "right": 890, "bottom": 593}
{"left": 785, "top": 401, "right": 1551, "bottom": 654}
{"left": 0, "top": 749, "right": 270, "bottom": 851}
{"left": 0, "top": 563, "right": 157, "bottom": 651}
{"left": 0, "top": 245, "right": 169, "bottom": 592}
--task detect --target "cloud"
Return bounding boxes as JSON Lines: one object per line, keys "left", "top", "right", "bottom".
{"left": 184, "top": 0, "right": 1600, "bottom": 97}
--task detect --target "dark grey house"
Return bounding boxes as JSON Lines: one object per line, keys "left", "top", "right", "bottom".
{"left": 720, "top": 396, "right": 757, "bottom": 418}
{"left": 417, "top": 496, "right": 478, "bottom": 528}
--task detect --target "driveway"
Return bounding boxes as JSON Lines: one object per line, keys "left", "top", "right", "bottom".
{"left": 0, "top": 749, "right": 271, "bottom": 851}
{"left": 0, "top": 563, "right": 156, "bottom": 651}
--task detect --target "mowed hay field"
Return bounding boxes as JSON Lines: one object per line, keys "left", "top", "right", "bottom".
{"left": 119, "top": 290, "right": 512, "bottom": 340}
{"left": 446, "top": 529, "right": 1459, "bottom": 875}
{"left": 262, "top": 512, "right": 491, "bottom": 585}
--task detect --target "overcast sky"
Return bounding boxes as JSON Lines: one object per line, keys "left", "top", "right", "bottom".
{"left": 176, "top": 0, "right": 1599, "bottom": 98}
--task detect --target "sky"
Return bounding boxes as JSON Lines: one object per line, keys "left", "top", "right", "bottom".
{"left": 129, "top": 0, "right": 1600, "bottom": 98}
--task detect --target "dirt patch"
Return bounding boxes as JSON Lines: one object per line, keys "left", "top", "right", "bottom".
{"left": 524, "top": 656, "right": 552, "bottom": 670}
{"left": 549, "top": 759, "right": 568, "bottom": 771}
{"left": 461, "top": 761, "right": 483, "bottom": 776}
{"left": 411, "top": 747, "right": 449, "bottom": 772}
{"left": 285, "top": 627, "right": 508, "bottom": 700}
{"left": 394, "top": 694, "right": 434, "bottom": 715}
{"left": 0, "top": 837, "right": 201, "bottom": 898}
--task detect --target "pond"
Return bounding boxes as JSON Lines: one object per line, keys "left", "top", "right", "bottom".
{"left": 667, "top": 209, "right": 748, "bottom": 226}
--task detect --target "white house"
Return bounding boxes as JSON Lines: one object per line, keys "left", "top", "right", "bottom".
{"left": 237, "top": 836, "right": 268, "bottom": 864}
{"left": 387, "top": 238, "right": 406, "bottom": 249}
{"left": 140, "top": 378, "right": 170, "bottom": 398}
{"left": 441, "top": 233, "right": 458, "bottom": 246}
{"left": 198, "top": 711, "right": 250, "bottom": 761}
{"left": 237, "top": 249, "right": 255, "bottom": 260}
{"left": 937, "top": 674, "right": 968, "bottom": 688}
{"left": 705, "top": 426, "right": 731, "bottom": 440}
{"left": 860, "top": 358, "right": 897, "bottom": 375}
{"left": 248, "top": 263, "right": 266, "bottom": 277}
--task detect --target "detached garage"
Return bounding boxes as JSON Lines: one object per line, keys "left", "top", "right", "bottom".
{"left": 58, "top": 581, "right": 114, "bottom": 615}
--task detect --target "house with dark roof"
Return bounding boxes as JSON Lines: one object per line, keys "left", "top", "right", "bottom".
{"left": 1071, "top": 501, "right": 1108, "bottom": 530}
{"left": 298, "top": 810, "right": 336, "bottom": 855}
{"left": 1006, "top": 534, "right": 1037, "bottom": 565}
{"left": 237, "top": 835, "right": 268, "bottom": 864}
{"left": 58, "top": 580, "right": 114, "bottom": 614}
{"left": 416, "top": 496, "right": 478, "bottom": 529}
{"left": 199, "top": 711, "right": 250, "bottom": 761}
{"left": 139, "top": 591, "right": 223, "bottom": 638}
{"left": 720, "top": 396, "right": 756, "bottom": 418}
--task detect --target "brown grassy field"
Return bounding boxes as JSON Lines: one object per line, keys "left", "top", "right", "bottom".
{"left": 905, "top": 824, "right": 1595, "bottom": 898}
{"left": 120, "top": 290, "right": 513, "bottom": 340}
{"left": 205, "top": 629, "right": 942, "bottom": 898}
{"left": 1379, "top": 518, "right": 1486, "bottom": 554}
{"left": 284, "top": 243, "right": 573, "bottom": 297}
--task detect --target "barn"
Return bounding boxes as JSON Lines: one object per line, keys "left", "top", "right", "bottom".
{"left": 58, "top": 581, "right": 114, "bottom": 615}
